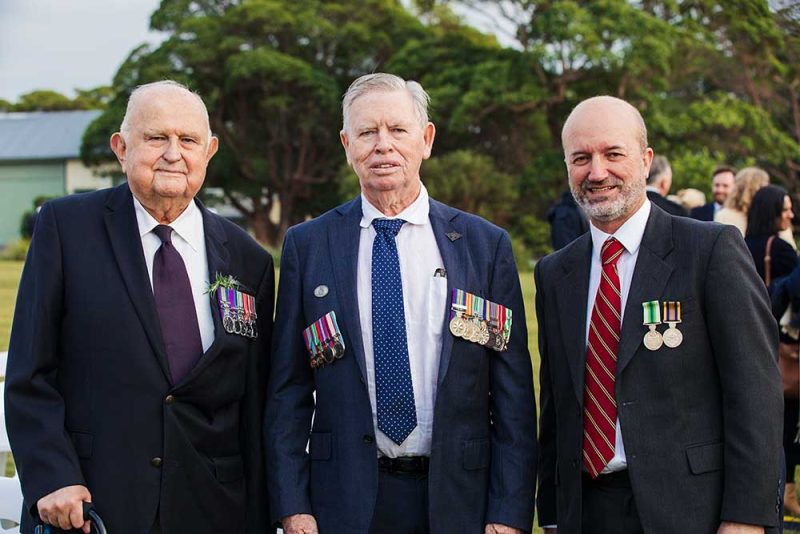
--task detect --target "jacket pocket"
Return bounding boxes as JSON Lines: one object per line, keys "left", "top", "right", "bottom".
{"left": 212, "top": 455, "right": 244, "bottom": 483}
{"left": 69, "top": 431, "right": 93, "bottom": 459}
{"left": 462, "top": 438, "right": 490, "bottom": 470}
{"left": 310, "top": 432, "right": 332, "bottom": 461}
{"left": 685, "top": 441, "right": 723, "bottom": 474}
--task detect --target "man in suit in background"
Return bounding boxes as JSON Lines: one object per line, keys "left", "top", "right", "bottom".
{"left": 265, "top": 73, "right": 537, "bottom": 534}
{"left": 535, "top": 96, "right": 782, "bottom": 533}
{"left": 690, "top": 165, "right": 737, "bottom": 221}
{"left": 5, "top": 81, "right": 273, "bottom": 533}
{"left": 645, "top": 155, "right": 687, "bottom": 216}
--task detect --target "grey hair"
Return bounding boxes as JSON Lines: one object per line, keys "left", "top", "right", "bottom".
{"left": 119, "top": 80, "right": 212, "bottom": 141}
{"left": 647, "top": 155, "right": 671, "bottom": 185}
{"left": 341, "top": 73, "right": 430, "bottom": 132}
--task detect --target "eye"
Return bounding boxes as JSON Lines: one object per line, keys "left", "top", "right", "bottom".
{"left": 147, "top": 135, "right": 166, "bottom": 142}
{"left": 391, "top": 127, "right": 407, "bottom": 133}
{"left": 359, "top": 130, "right": 376, "bottom": 137}
{"left": 607, "top": 152, "right": 625, "bottom": 160}
{"left": 181, "top": 137, "right": 198, "bottom": 144}
{"left": 571, "top": 155, "right": 589, "bottom": 165}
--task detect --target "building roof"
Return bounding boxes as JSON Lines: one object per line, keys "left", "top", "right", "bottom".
{"left": 0, "top": 110, "right": 102, "bottom": 162}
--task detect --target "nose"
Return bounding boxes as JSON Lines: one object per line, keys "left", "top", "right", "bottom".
{"left": 587, "top": 154, "right": 608, "bottom": 181}
{"left": 162, "top": 136, "right": 181, "bottom": 162}
{"left": 374, "top": 130, "right": 393, "bottom": 154}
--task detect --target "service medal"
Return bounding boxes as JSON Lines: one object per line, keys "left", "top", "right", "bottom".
{"left": 662, "top": 301, "right": 683, "bottom": 348}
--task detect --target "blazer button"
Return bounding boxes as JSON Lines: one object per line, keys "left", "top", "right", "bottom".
{"left": 363, "top": 434, "right": 375, "bottom": 444}
{"left": 165, "top": 395, "right": 175, "bottom": 405}
{"left": 151, "top": 457, "right": 163, "bottom": 468}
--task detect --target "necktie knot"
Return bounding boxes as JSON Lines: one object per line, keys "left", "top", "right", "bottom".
{"left": 153, "top": 225, "right": 174, "bottom": 245}
{"left": 373, "top": 218, "right": 406, "bottom": 237}
{"left": 601, "top": 238, "right": 624, "bottom": 266}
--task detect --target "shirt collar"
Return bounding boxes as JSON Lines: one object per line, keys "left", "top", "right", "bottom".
{"left": 133, "top": 195, "right": 204, "bottom": 252}
{"left": 589, "top": 200, "right": 651, "bottom": 259}
{"left": 360, "top": 183, "right": 430, "bottom": 229}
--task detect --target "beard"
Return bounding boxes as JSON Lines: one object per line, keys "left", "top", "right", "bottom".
{"left": 571, "top": 175, "right": 646, "bottom": 223}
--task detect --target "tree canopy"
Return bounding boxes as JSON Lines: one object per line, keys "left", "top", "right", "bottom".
{"left": 80, "top": 0, "right": 800, "bottom": 256}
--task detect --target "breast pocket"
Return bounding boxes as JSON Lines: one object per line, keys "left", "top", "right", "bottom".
{"left": 428, "top": 276, "right": 449, "bottom": 336}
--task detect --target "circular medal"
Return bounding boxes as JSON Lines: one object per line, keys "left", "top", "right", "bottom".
{"left": 450, "top": 316, "right": 465, "bottom": 337}
{"left": 643, "top": 329, "right": 663, "bottom": 351}
{"left": 223, "top": 315, "right": 234, "bottom": 333}
{"left": 478, "top": 327, "right": 490, "bottom": 346}
{"left": 663, "top": 326, "right": 683, "bottom": 348}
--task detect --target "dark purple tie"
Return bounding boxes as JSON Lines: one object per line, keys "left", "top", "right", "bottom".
{"left": 152, "top": 225, "right": 203, "bottom": 383}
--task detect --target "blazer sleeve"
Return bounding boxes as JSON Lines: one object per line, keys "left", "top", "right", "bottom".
{"left": 263, "top": 230, "right": 316, "bottom": 525}
{"left": 483, "top": 231, "right": 538, "bottom": 530}
{"left": 534, "top": 259, "right": 558, "bottom": 526}
{"left": 705, "top": 226, "right": 783, "bottom": 526}
{"left": 4, "top": 202, "right": 86, "bottom": 514}
{"left": 241, "top": 253, "right": 275, "bottom": 533}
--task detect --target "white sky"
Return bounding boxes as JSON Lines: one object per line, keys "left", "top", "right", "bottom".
{"left": 0, "top": 0, "right": 165, "bottom": 101}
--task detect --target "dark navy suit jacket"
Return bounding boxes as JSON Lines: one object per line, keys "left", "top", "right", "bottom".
{"left": 5, "top": 184, "right": 274, "bottom": 533}
{"left": 264, "top": 197, "right": 537, "bottom": 533}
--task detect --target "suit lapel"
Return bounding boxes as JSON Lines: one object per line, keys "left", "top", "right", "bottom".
{"left": 429, "top": 200, "right": 467, "bottom": 386}
{"left": 182, "top": 202, "right": 231, "bottom": 380}
{"left": 329, "top": 198, "right": 369, "bottom": 384}
{"left": 103, "top": 183, "right": 171, "bottom": 381}
{"left": 554, "top": 234, "right": 593, "bottom": 403}
{"left": 616, "top": 207, "right": 674, "bottom": 375}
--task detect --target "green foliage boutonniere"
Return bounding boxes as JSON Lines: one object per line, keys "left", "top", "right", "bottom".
{"left": 205, "top": 272, "right": 240, "bottom": 295}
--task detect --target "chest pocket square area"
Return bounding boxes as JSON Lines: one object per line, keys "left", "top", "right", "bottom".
{"left": 449, "top": 289, "right": 512, "bottom": 351}
{"left": 303, "top": 311, "right": 346, "bottom": 369}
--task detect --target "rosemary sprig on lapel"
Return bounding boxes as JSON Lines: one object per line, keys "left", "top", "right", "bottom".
{"left": 205, "top": 272, "right": 240, "bottom": 295}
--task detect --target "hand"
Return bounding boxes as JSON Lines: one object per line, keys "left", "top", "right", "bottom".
{"left": 485, "top": 523, "right": 523, "bottom": 534}
{"left": 37, "top": 485, "right": 92, "bottom": 533}
{"left": 282, "top": 513, "right": 318, "bottom": 534}
{"left": 779, "top": 341, "right": 799, "bottom": 360}
{"left": 717, "top": 522, "right": 764, "bottom": 533}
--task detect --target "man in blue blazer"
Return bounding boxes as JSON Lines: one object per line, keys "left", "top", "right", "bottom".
{"left": 265, "top": 73, "right": 537, "bottom": 534}
{"left": 5, "top": 81, "right": 273, "bottom": 533}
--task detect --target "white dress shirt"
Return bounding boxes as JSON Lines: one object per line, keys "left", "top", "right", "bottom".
{"left": 357, "top": 184, "right": 447, "bottom": 458}
{"left": 586, "top": 199, "right": 651, "bottom": 473}
{"left": 134, "top": 196, "right": 215, "bottom": 352}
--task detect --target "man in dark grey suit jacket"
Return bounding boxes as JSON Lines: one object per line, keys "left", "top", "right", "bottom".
{"left": 5, "top": 81, "right": 273, "bottom": 533}
{"left": 535, "top": 96, "right": 782, "bottom": 533}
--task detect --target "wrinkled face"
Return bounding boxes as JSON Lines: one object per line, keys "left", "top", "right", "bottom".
{"left": 711, "top": 171, "right": 735, "bottom": 205}
{"left": 563, "top": 102, "right": 652, "bottom": 227}
{"left": 781, "top": 195, "right": 794, "bottom": 231}
{"left": 110, "top": 88, "right": 218, "bottom": 208}
{"left": 340, "top": 89, "right": 435, "bottom": 201}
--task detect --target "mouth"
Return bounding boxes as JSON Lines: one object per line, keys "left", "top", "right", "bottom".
{"left": 369, "top": 162, "right": 401, "bottom": 175}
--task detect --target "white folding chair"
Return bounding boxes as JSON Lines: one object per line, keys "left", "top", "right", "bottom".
{"left": 0, "top": 352, "right": 10, "bottom": 473}
{"left": 0, "top": 474, "right": 22, "bottom": 532}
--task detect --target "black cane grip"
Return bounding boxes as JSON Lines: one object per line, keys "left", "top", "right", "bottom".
{"left": 81, "top": 502, "right": 94, "bottom": 521}
{"left": 81, "top": 502, "right": 107, "bottom": 534}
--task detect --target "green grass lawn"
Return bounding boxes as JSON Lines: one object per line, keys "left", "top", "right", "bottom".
{"left": 0, "top": 261, "right": 544, "bottom": 529}
{"left": 0, "top": 261, "right": 22, "bottom": 352}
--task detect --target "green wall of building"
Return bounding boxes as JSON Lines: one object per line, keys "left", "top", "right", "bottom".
{"left": 0, "top": 161, "right": 65, "bottom": 246}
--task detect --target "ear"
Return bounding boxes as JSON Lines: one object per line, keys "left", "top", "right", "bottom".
{"left": 206, "top": 136, "right": 219, "bottom": 162}
{"left": 340, "top": 129, "right": 352, "bottom": 166}
{"left": 422, "top": 122, "right": 436, "bottom": 160}
{"left": 110, "top": 133, "right": 127, "bottom": 171}
{"left": 641, "top": 147, "right": 654, "bottom": 178}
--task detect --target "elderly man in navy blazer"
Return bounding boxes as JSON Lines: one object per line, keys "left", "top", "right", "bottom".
{"left": 5, "top": 81, "right": 273, "bottom": 533}
{"left": 265, "top": 73, "right": 537, "bottom": 534}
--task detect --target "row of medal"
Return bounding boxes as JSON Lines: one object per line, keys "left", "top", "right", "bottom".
{"left": 642, "top": 300, "right": 682, "bottom": 351}
{"left": 449, "top": 289, "right": 512, "bottom": 352}
{"left": 216, "top": 287, "right": 259, "bottom": 339}
{"left": 303, "top": 311, "right": 346, "bottom": 369}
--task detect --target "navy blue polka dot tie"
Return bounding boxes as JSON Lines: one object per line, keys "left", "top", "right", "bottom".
{"left": 372, "top": 218, "right": 417, "bottom": 445}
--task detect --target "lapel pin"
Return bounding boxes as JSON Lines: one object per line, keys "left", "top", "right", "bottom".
{"left": 314, "top": 285, "right": 329, "bottom": 298}
{"left": 446, "top": 231, "right": 462, "bottom": 242}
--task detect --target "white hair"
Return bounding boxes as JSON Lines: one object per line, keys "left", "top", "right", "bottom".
{"left": 342, "top": 73, "right": 431, "bottom": 132}
{"left": 119, "top": 80, "right": 212, "bottom": 141}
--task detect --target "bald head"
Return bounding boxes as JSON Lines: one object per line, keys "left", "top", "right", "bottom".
{"left": 561, "top": 95, "right": 653, "bottom": 234}
{"left": 120, "top": 81, "right": 212, "bottom": 141}
{"left": 562, "top": 96, "right": 648, "bottom": 153}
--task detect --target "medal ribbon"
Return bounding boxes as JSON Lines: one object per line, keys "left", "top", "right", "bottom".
{"left": 662, "top": 301, "right": 681, "bottom": 323}
{"left": 642, "top": 300, "right": 661, "bottom": 325}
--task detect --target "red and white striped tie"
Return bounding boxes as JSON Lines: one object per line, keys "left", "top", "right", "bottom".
{"left": 583, "top": 237, "right": 625, "bottom": 478}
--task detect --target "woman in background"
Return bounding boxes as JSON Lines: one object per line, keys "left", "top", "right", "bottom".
{"left": 745, "top": 184, "right": 800, "bottom": 516}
